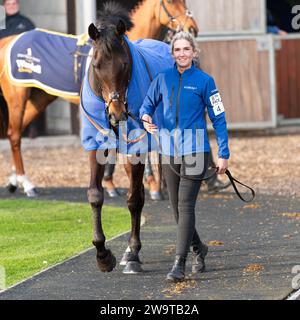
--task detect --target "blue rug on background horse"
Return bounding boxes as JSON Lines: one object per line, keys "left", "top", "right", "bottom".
{"left": 80, "top": 37, "right": 174, "bottom": 154}
{"left": 6, "top": 28, "right": 91, "bottom": 98}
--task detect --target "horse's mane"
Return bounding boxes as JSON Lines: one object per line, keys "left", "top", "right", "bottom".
{"left": 97, "top": 1, "right": 134, "bottom": 32}
{"left": 95, "top": 1, "right": 134, "bottom": 58}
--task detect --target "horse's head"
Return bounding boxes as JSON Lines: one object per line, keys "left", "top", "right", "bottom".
{"left": 88, "top": 3, "right": 133, "bottom": 127}
{"left": 158, "top": 0, "right": 199, "bottom": 37}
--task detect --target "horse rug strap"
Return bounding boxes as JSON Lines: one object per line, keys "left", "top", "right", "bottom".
{"left": 6, "top": 28, "right": 91, "bottom": 98}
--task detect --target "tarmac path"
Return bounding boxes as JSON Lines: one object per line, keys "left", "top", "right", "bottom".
{"left": 0, "top": 187, "right": 299, "bottom": 300}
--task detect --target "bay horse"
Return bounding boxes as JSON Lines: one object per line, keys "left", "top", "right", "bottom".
{"left": 0, "top": 0, "right": 198, "bottom": 197}
{"left": 81, "top": 3, "right": 175, "bottom": 273}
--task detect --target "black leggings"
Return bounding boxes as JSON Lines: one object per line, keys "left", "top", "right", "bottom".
{"left": 162, "top": 153, "right": 209, "bottom": 258}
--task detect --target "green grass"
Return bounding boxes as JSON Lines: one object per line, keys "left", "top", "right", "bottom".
{"left": 0, "top": 199, "right": 130, "bottom": 288}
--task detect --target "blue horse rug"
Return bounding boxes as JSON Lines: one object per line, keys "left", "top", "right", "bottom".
{"left": 6, "top": 28, "right": 91, "bottom": 99}
{"left": 80, "top": 37, "right": 174, "bottom": 154}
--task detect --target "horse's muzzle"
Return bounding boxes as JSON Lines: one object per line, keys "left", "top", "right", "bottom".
{"left": 109, "top": 112, "right": 128, "bottom": 127}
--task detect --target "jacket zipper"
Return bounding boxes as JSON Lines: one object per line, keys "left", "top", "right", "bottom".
{"left": 170, "top": 86, "right": 174, "bottom": 110}
{"left": 174, "top": 74, "right": 182, "bottom": 156}
{"left": 176, "top": 74, "right": 182, "bottom": 128}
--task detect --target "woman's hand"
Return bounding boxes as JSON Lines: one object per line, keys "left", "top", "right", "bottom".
{"left": 217, "top": 158, "right": 228, "bottom": 174}
{"left": 142, "top": 114, "right": 157, "bottom": 134}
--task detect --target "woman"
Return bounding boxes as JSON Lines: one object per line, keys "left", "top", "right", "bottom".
{"left": 140, "top": 31, "right": 230, "bottom": 282}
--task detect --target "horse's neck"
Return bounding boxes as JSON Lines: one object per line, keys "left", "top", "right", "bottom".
{"left": 127, "top": 0, "right": 161, "bottom": 41}
{"left": 88, "top": 67, "right": 101, "bottom": 97}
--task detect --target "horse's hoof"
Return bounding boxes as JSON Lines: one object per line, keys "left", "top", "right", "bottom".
{"left": 25, "top": 188, "right": 38, "bottom": 198}
{"left": 123, "top": 261, "right": 143, "bottom": 274}
{"left": 7, "top": 183, "right": 17, "bottom": 193}
{"left": 96, "top": 249, "right": 116, "bottom": 272}
{"left": 120, "top": 251, "right": 143, "bottom": 266}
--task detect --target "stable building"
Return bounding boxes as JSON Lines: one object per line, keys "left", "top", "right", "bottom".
{"left": 16, "top": 0, "right": 300, "bottom": 135}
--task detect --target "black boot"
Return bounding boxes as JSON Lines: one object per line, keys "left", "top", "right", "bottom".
{"left": 166, "top": 255, "right": 186, "bottom": 282}
{"left": 192, "top": 243, "right": 208, "bottom": 273}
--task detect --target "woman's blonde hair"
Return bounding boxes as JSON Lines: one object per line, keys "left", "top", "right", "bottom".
{"left": 170, "top": 31, "right": 197, "bottom": 53}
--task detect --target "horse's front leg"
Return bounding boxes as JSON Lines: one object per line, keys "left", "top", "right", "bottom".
{"left": 121, "top": 155, "right": 145, "bottom": 274}
{"left": 88, "top": 150, "right": 116, "bottom": 272}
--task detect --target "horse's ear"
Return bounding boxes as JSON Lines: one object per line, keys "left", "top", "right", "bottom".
{"left": 116, "top": 19, "right": 126, "bottom": 36}
{"left": 88, "top": 23, "right": 100, "bottom": 41}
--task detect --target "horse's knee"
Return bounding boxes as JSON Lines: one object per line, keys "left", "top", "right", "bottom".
{"left": 87, "top": 188, "right": 103, "bottom": 207}
{"left": 127, "top": 194, "right": 144, "bottom": 213}
{"left": 8, "top": 132, "right": 21, "bottom": 150}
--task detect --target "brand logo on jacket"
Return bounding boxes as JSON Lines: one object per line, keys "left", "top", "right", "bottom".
{"left": 184, "top": 86, "right": 197, "bottom": 90}
{"left": 16, "top": 22, "right": 27, "bottom": 30}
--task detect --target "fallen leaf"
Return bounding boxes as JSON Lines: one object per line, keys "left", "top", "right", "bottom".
{"left": 281, "top": 213, "right": 300, "bottom": 219}
{"left": 163, "top": 279, "right": 197, "bottom": 297}
{"left": 208, "top": 240, "right": 224, "bottom": 246}
{"left": 164, "top": 245, "right": 176, "bottom": 256}
{"left": 243, "top": 204, "right": 260, "bottom": 209}
{"left": 243, "top": 264, "right": 264, "bottom": 273}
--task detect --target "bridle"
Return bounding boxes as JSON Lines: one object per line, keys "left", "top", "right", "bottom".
{"left": 103, "top": 90, "right": 128, "bottom": 117}
{"left": 159, "top": 0, "right": 194, "bottom": 32}
{"left": 81, "top": 37, "right": 147, "bottom": 144}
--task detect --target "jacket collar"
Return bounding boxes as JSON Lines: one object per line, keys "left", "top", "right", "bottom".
{"left": 173, "top": 61, "right": 196, "bottom": 77}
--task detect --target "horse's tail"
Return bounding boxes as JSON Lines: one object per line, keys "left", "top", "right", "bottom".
{"left": 0, "top": 95, "right": 9, "bottom": 138}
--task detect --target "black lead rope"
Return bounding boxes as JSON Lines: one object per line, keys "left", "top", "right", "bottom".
{"left": 166, "top": 162, "right": 255, "bottom": 203}
{"left": 224, "top": 169, "right": 256, "bottom": 203}
{"left": 150, "top": 130, "right": 255, "bottom": 203}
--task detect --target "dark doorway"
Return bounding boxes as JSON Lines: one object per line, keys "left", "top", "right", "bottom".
{"left": 267, "top": 0, "right": 300, "bottom": 33}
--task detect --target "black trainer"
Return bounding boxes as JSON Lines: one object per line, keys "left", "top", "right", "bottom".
{"left": 192, "top": 243, "right": 208, "bottom": 273}
{"left": 166, "top": 255, "right": 186, "bottom": 282}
